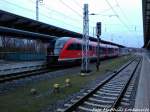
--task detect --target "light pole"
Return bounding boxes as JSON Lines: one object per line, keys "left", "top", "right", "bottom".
{"left": 36, "top": 0, "right": 43, "bottom": 21}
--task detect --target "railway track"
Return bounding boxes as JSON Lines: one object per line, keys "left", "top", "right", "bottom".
{"left": 57, "top": 56, "right": 142, "bottom": 112}
{"left": 0, "top": 68, "right": 50, "bottom": 83}
{"left": 0, "top": 63, "right": 83, "bottom": 83}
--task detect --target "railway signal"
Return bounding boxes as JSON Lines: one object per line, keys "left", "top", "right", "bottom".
{"left": 96, "top": 22, "right": 101, "bottom": 36}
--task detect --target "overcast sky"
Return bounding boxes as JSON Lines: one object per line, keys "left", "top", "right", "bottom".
{"left": 0, "top": 0, "right": 143, "bottom": 48}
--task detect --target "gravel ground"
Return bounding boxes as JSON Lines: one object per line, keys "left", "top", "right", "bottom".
{"left": 0, "top": 56, "right": 132, "bottom": 112}
{"left": 0, "top": 65, "right": 88, "bottom": 94}
{"left": 0, "top": 61, "right": 115, "bottom": 112}
{"left": 42, "top": 71, "right": 113, "bottom": 112}
{"left": 128, "top": 58, "right": 142, "bottom": 109}
{"left": 43, "top": 58, "right": 142, "bottom": 112}
{"left": 1, "top": 61, "right": 110, "bottom": 94}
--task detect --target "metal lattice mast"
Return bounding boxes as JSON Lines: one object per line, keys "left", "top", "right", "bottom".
{"left": 81, "top": 4, "right": 89, "bottom": 72}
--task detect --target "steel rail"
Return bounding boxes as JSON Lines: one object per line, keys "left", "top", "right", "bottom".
{"left": 0, "top": 63, "right": 83, "bottom": 83}
{"left": 110, "top": 57, "right": 142, "bottom": 111}
{"left": 0, "top": 68, "right": 49, "bottom": 83}
{"left": 62, "top": 57, "right": 139, "bottom": 112}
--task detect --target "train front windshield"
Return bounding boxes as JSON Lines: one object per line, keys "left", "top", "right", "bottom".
{"left": 48, "top": 37, "right": 70, "bottom": 55}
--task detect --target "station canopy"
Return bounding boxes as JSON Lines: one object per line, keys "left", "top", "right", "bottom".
{"left": 143, "top": 0, "right": 150, "bottom": 49}
{"left": 0, "top": 10, "right": 124, "bottom": 47}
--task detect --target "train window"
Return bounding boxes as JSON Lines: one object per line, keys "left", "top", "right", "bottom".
{"left": 76, "top": 43, "right": 82, "bottom": 50}
{"left": 108, "top": 48, "right": 114, "bottom": 53}
{"left": 94, "top": 46, "right": 97, "bottom": 52}
{"left": 89, "top": 45, "right": 93, "bottom": 50}
{"left": 100, "top": 47, "right": 104, "bottom": 53}
{"left": 55, "top": 37, "right": 70, "bottom": 48}
{"left": 47, "top": 37, "right": 70, "bottom": 55}
{"left": 67, "top": 43, "right": 77, "bottom": 50}
{"left": 67, "top": 43, "right": 82, "bottom": 50}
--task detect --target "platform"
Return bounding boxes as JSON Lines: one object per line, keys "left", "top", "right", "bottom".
{"left": 134, "top": 51, "right": 150, "bottom": 111}
{"left": 0, "top": 60, "right": 46, "bottom": 75}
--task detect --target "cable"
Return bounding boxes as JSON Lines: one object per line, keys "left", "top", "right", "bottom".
{"left": 2, "top": 0, "right": 35, "bottom": 12}
{"left": 114, "top": 0, "right": 130, "bottom": 23}
{"left": 115, "top": 0, "right": 140, "bottom": 32}
{"left": 2, "top": 0, "right": 98, "bottom": 34}
{"left": 98, "top": 4, "right": 119, "bottom": 14}
{"left": 72, "top": 0, "right": 83, "bottom": 11}
{"left": 105, "top": 0, "right": 130, "bottom": 31}
{"left": 40, "top": 12, "right": 82, "bottom": 29}
{"left": 29, "top": 0, "right": 84, "bottom": 27}
{"left": 27, "top": 0, "right": 82, "bottom": 22}
{"left": 59, "top": 0, "right": 82, "bottom": 17}
{"left": 2, "top": 0, "right": 82, "bottom": 30}
{"left": 42, "top": 5, "right": 82, "bottom": 22}
{"left": 28, "top": 0, "right": 97, "bottom": 30}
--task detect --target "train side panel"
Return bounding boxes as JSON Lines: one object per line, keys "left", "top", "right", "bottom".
{"left": 47, "top": 37, "right": 125, "bottom": 65}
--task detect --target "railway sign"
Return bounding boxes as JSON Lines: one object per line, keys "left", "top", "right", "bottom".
{"left": 96, "top": 22, "right": 101, "bottom": 36}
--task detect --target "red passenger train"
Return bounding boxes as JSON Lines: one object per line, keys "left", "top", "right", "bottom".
{"left": 47, "top": 37, "right": 124, "bottom": 65}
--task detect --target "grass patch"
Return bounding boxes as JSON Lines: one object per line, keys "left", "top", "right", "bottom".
{"left": 0, "top": 55, "right": 132, "bottom": 112}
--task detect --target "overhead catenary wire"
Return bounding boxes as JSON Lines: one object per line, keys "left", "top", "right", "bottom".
{"left": 1, "top": 0, "right": 82, "bottom": 30}
{"left": 59, "top": 0, "right": 83, "bottom": 17}
{"left": 27, "top": 0, "right": 87, "bottom": 29}
{"left": 2, "top": 0, "right": 35, "bottom": 12}
{"left": 40, "top": 12, "right": 82, "bottom": 29}
{"left": 97, "top": 4, "right": 120, "bottom": 14}
{"left": 105, "top": 0, "right": 131, "bottom": 32}
{"left": 27, "top": 0, "right": 83, "bottom": 22}
{"left": 3, "top": 0, "right": 140, "bottom": 35}
{"left": 72, "top": 0, "right": 83, "bottom": 11}
{"left": 43, "top": 5, "right": 82, "bottom": 22}
{"left": 31, "top": 0, "right": 85, "bottom": 29}
{"left": 114, "top": 0, "right": 140, "bottom": 32}
{"left": 114, "top": 0, "right": 130, "bottom": 24}
{"left": 27, "top": 0, "right": 120, "bottom": 33}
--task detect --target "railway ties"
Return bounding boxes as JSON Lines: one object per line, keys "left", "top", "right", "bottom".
{"left": 0, "top": 68, "right": 50, "bottom": 83}
{"left": 57, "top": 57, "right": 142, "bottom": 112}
{"left": 0, "top": 63, "right": 79, "bottom": 83}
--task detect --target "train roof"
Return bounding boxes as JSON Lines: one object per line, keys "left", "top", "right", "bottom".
{"left": 59, "top": 37, "right": 120, "bottom": 48}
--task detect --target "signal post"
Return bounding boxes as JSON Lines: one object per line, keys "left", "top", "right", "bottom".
{"left": 96, "top": 22, "right": 101, "bottom": 71}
